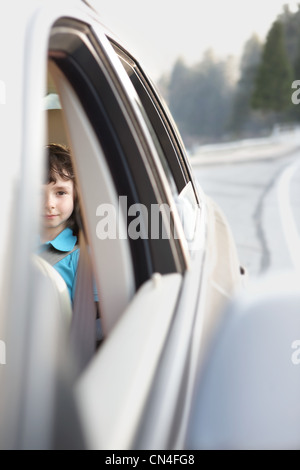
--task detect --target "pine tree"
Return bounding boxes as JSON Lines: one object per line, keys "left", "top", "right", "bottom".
{"left": 251, "top": 20, "right": 294, "bottom": 112}
{"left": 230, "top": 34, "right": 263, "bottom": 134}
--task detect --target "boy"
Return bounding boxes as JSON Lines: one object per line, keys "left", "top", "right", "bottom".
{"left": 38, "top": 143, "right": 101, "bottom": 345}
{"left": 39, "top": 143, "right": 80, "bottom": 303}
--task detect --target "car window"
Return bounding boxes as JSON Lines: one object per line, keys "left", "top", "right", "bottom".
{"left": 46, "top": 18, "right": 193, "bottom": 330}
{"left": 110, "top": 41, "right": 200, "bottom": 246}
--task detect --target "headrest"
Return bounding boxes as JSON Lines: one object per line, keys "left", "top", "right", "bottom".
{"left": 47, "top": 108, "right": 68, "bottom": 146}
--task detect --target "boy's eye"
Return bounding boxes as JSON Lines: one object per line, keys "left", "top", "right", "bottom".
{"left": 57, "top": 191, "right": 67, "bottom": 196}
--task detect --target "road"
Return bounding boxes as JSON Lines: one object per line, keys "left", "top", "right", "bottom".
{"left": 190, "top": 132, "right": 300, "bottom": 279}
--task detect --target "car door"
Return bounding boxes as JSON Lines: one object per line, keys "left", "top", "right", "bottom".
{"left": 47, "top": 16, "right": 193, "bottom": 449}
{"left": 0, "top": 2, "right": 188, "bottom": 450}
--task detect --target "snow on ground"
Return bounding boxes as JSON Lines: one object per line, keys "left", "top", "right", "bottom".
{"left": 189, "top": 126, "right": 300, "bottom": 165}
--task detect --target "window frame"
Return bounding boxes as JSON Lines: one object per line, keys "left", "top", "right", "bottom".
{"left": 109, "top": 40, "right": 200, "bottom": 204}
{"left": 48, "top": 18, "right": 190, "bottom": 286}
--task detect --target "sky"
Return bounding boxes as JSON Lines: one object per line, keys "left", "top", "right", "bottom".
{"left": 88, "top": 0, "right": 299, "bottom": 80}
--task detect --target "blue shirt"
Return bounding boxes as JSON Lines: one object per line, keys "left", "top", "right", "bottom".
{"left": 38, "top": 228, "right": 79, "bottom": 302}
{"left": 38, "top": 228, "right": 101, "bottom": 340}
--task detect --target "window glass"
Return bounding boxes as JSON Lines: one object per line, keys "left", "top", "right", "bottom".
{"left": 48, "top": 20, "right": 187, "bottom": 282}
{"left": 111, "top": 43, "right": 187, "bottom": 192}
{"left": 110, "top": 43, "right": 199, "bottom": 245}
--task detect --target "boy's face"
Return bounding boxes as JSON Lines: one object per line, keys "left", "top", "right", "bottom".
{"left": 41, "top": 175, "right": 74, "bottom": 240}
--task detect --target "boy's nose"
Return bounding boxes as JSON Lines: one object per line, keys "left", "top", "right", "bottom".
{"left": 44, "top": 193, "right": 55, "bottom": 210}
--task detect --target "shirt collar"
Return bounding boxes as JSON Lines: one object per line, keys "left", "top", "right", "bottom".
{"left": 46, "top": 227, "right": 77, "bottom": 252}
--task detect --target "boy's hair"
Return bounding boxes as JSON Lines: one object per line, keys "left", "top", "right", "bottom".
{"left": 46, "top": 143, "right": 80, "bottom": 236}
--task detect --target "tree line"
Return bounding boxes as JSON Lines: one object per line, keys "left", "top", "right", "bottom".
{"left": 158, "top": 4, "right": 300, "bottom": 148}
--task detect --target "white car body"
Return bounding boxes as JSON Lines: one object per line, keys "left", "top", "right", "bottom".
{"left": 4, "top": 0, "right": 297, "bottom": 451}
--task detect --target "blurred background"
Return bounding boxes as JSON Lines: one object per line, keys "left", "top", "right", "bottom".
{"left": 91, "top": 1, "right": 300, "bottom": 279}
{"left": 93, "top": 0, "right": 300, "bottom": 280}
{"left": 93, "top": 0, "right": 300, "bottom": 146}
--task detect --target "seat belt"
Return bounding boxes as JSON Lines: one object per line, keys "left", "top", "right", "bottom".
{"left": 38, "top": 244, "right": 79, "bottom": 266}
{"left": 70, "top": 230, "right": 97, "bottom": 374}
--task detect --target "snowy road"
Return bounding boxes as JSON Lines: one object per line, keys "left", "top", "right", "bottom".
{"left": 190, "top": 129, "right": 300, "bottom": 278}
